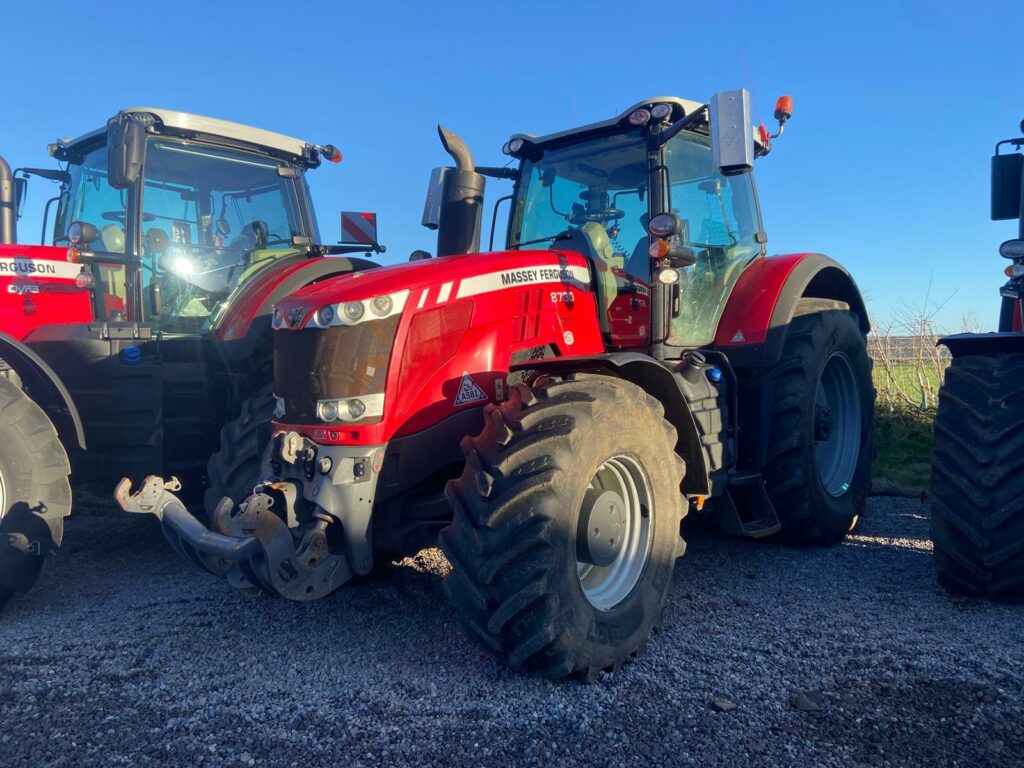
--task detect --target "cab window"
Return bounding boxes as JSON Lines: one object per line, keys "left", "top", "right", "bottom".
{"left": 140, "top": 139, "right": 303, "bottom": 330}
{"left": 664, "top": 134, "right": 762, "bottom": 347}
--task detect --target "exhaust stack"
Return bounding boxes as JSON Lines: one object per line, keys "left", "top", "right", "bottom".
{"left": 0, "top": 156, "right": 15, "bottom": 244}
{"left": 434, "top": 126, "right": 485, "bottom": 257}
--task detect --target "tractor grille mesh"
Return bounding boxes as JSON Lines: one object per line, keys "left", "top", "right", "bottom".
{"left": 274, "top": 316, "right": 400, "bottom": 424}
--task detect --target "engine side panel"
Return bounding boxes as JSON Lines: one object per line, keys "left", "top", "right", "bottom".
{"left": 0, "top": 244, "right": 93, "bottom": 340}
{"left": 272, "top": 250, "right": 607, "bottom": 445}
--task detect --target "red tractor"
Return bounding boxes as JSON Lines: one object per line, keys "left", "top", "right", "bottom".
{"left": 930, "top": 119, "right": 1024, "bottom": 599}
{"left": 0, "top": 108, "right": 380, "bottom": 608}
{"left": 119, "top": 91, "right": 875, "bottom": 678}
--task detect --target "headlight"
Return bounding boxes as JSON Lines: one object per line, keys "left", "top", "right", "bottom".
{"left": 306, "top": 289, "right": 410, "bottom": 328}
{"left": 370, "top": 294, "right": 393, "bottom": 317}
{"left": 342, "top": 301, "right": 365, "bottom": 323}
{"left": 315, "top": 304, "right": 335, "bottom": 326}
{"left": 317, "top": 393, "right": 385, "bottom": 423}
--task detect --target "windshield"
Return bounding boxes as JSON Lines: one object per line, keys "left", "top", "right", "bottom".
{"left": 509, "top": 132, "right": 651, "bottom": 346}
{"left": 54, "top": 137, "right": 314, "bottom": 331}
{"left": 141, "top": 139, "right": 306, "bottom": 331}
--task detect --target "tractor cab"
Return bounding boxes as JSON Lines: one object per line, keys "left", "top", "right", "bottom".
{"left": 425, "top": 94, "right": 779, "bottom": 364}
{"left": 46, "top": 108, "right": 352, "bottom": 334}
{"left": 504, "top": 97, "right": 766, "bottom": 353}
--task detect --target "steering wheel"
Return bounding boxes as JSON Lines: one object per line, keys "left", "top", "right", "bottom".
{"left": 569, "top": 208, "right": 624, "bottom": 225}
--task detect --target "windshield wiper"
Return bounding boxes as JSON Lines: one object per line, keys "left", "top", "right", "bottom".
{"left": 511, "top": 231, "right": 573, "bottom": 249}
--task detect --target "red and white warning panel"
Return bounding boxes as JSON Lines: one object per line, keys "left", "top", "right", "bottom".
{"left": 340, "top": 212, "right": 378, "bottom": 246}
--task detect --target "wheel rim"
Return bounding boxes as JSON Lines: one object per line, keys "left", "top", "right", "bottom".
{"left": 814, "top": 352, "right": 862, "bottom": 496}
{"left": 576, "top": 455, "right": 653, "bottom": 611}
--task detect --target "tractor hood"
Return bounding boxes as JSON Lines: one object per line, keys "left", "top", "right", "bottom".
{"left": 274, "top": 249, "right": 593, "bottom": 331}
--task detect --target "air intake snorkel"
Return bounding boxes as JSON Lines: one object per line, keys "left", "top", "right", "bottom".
{"left": 0, "top": 156, "right": 15, "bottom": 244}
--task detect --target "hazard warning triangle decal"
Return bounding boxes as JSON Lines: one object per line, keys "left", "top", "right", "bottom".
{"left": 454, "top": 371, "right": 488, "bottom": 406}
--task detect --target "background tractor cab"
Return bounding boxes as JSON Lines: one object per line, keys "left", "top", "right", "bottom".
{"left": 0, "top": 108, "right": 379, "bottom": 609}
{"left": 119, "top": 90, "right": 874, "bottom": 680}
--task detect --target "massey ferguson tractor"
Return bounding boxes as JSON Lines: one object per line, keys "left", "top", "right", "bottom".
{"left": 930, "top": 119, "right": 1024, "bottom": 599}
{"left": 0, "top": 108, "right": 380, "bottom": 609}
{"left": 118, "top": 91, "right": 875, "bottom": 679}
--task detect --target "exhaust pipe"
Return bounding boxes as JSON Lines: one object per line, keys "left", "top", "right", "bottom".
{"left": 0, "top": 155, "right": 15, "bottom": 244}
{"left": 435, "top": 126, "right": 485, "bottom": 257}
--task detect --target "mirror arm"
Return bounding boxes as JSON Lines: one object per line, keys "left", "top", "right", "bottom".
{"left": 653, "top": 105, "right": 708, "bottom": 149}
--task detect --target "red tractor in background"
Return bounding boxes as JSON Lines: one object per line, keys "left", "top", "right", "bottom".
{"left": 930, "top": 119, "right": 1024, "bottom": 599}
{"left": 0, "top": 108, "right": 380, "bottom": 608}
{"left": 119, "top": 91, "right": 875, "bottom": 679}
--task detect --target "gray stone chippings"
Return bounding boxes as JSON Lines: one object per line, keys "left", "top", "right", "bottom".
{"left": 0, "top": 496, "right": 1021, "bottom": 767}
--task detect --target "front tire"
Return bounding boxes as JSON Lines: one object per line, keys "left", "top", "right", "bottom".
{"left": 441, "top": 375, "right": 687, "bottom": 680}
{"left": 204, "top": 384, "right": 275, "bottom": 519}
{"left": 762, "top": 300, "right": 875, "bottom": 545}
{"left": 931, "top": 353, "right": 1024, "bottom": 599}
{"left": 0, "top": 378, "right": 72, "bottom": 609}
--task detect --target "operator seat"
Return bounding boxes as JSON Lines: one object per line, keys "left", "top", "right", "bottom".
{"left": 563, "top": 222, "right": 623, "bottom": 334}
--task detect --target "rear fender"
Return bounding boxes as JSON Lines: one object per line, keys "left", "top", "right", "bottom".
{"left": 0, "top": 331, "right": 86, "bottom": 450}
{"left": 940, "top": 332, "right": 1024, "bottom": 358}
{"left": 520, "top": 353, "right": 711, "bottom": 495}
{"left": 714, "top": 253, "right": 870, "bottom": 371}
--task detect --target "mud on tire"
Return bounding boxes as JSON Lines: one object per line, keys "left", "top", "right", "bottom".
{"left": 931, "top": 353, "right": 1024, "bottom": 599}
{"left": 0, "top": 378, "right": 72, "bottom": 610}
{"left": 441, "top": 374, "right": 687, "bottom": 680}
{"left": 204, "top": 384, "right": 275, "bottom": 519}
{"left": 762, "top": 300, "right": 875, "bottom": 545}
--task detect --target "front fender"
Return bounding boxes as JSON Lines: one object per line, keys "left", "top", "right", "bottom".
{"left": 0, "top": 331, "right": 86, "bottom": 450}
{"left": 518, "top": 353, "right": 712, "bottom": 495}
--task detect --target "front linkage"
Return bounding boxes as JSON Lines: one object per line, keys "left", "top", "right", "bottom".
{"left": 116, "top": 431, "right": 381, "bottom": 600}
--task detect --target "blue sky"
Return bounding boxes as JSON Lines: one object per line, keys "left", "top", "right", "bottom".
{"left": 2, "top": 0, "right": 1022, "bottom": 330}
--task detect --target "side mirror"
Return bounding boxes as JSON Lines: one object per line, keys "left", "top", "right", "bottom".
{"left": 421, "top": 167, "right": 446, "bottom": 231}
{"left": 709, "top": 89, "right": 754, "bottom": 176}
{"left": 13, "top": 177, "right": 27, "bottom": 219}
{"left": 107, "top": 112, "right": 149, "bottom": 190}
{"left": 992, "top": 151, "right": 1023, "bottom": 221}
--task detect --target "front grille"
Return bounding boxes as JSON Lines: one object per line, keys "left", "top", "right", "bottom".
{"left": 274, "top": 316, "right": 400, "bottom": 424}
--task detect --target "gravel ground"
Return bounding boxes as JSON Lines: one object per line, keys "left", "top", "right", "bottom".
{"left": 1, "top": 496, "right": 1021, "bottom": 767}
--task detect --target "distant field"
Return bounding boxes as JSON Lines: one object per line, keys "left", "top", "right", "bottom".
{"left": 870, "top": 356, "right": 945, "bottom": 496}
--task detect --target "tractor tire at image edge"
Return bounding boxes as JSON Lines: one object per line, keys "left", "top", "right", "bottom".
{"left": 931, "top": 352, "right": 1024, "bottom": 599}
{"left": 441, "top": 374, "right": 687, "bottom": 680}
{"left": 0, "top": 377, "right": 72, "bottom": 610}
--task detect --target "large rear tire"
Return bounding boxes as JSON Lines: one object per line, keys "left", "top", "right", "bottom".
{"left": 441, "top": 375, "right": 687, "bottom": 680}
{"left": 204, "top": 384, "right": 275, "bottom": 519}
{"left": 931, "top": 352, "right": 1024, "bottom": 599}
{"left": 0, "top": 378, "right": 72, "bottom": 609}
{"left": 762, "top": 300, "right": 875, "bottom": 545}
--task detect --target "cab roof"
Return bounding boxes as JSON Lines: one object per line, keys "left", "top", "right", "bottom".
{"left": 58, "top": 107, "right": 312, "bottom": 161}
{"left": 508, "top": 95, "right": 767, "bottom": 151}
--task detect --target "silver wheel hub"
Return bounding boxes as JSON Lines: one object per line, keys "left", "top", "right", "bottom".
{"left": 814, "top": 352, "right": 862, "bottom": 497}
{"left": 576, "top": 455, "right": 653, "bottom": 611}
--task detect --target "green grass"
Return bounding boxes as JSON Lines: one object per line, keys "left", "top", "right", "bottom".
{"left": 872, "top": 406, "right": 933, "bottom": 496}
